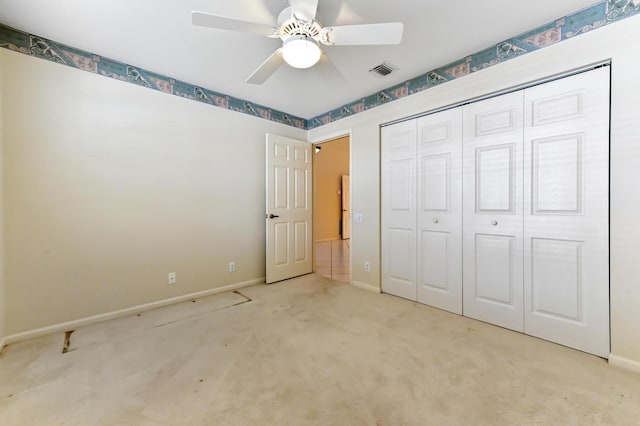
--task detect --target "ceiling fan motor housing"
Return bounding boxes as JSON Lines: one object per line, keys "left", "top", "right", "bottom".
{"left": 277, "top": 7, "right": 322, "bottom": 42}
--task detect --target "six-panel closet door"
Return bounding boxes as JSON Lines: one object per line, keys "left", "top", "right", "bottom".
{"left": 381, "top": 109, "right": 463, "bottom": 311}
{"left": 416, "top": 109, "right": 463, "bottom": 314}
{"left": 462, "top": 91, "right": 525, "bottom": 332}
{"left": 381, "top": 67, "right": 610, "bottom": 357}
{"left": 523, "top": 67, "right": 610, "bottom": 357}
{"left": 381, "top": 120, "right": 417, "bottom": 300}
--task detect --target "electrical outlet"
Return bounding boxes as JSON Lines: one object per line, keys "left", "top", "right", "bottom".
{"left": 167, "top": 272, "right": 176, "bottom": 285}
{"left": 364, "top": 262, "right": 371, "bottom": 272}
{"left": 229, "top": 261, "right": 236, "bottom": 272}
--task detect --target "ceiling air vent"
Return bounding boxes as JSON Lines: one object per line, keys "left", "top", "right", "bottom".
{"left": 369, "top": 62, "right": 396, "bottom": 77}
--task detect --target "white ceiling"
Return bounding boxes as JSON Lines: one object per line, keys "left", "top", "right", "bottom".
{"left": 0, "top": 0, "right": 599, "bottom": 118}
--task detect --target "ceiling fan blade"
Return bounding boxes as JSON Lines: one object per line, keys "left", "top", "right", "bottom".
{"left": 192, "top": 11, "right": 276, "bottom": 36}
{"left": 246, "top": 49, "right": 285, "bottom": 84}
{"left": 315, "top": 52, "right": 346, "bottom": 82}
{"left": 323, "top": 22, "right": 404, "bottom": 46}
{"left": 289, "top": 0, "right": 318, "bottom": 21}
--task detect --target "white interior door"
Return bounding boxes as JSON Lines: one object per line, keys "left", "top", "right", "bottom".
{"left": 416, "top": 108, "right": 463, "bottom": 314}
{"left": 341, "top": 175, "right": 350, "bottom": 239}
{"left": 523, "top": 68, "right": 610, "bottom": 357}
{"left": 463, "top": 91, "right": 525, "bottom": 332}
{"left": 266, "top": 134, "right": 312, "bottom": 284}
{"left": 381, "top": 120, "right": 417, "bottom": 300}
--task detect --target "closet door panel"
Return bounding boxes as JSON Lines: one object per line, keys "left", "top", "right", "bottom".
{"left": 523, "top": 67, "right": 610, "bottom": 357}
{"left": 416, "top": 108, "right": 463, "bottom": 313}
{"left": 382, "top": 121, "right": 417, "bottom": 300}
{"left": 463, "top": 91, "right": 525, "bottom": 332}
{"left": 474, "top": 234, "right": 517, "bottom": 305}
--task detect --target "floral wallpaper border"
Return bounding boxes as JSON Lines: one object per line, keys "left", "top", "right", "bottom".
{"left": 0, "top": 24, "right": 307, "bottom": 129}
{"left": 0, "top": 0, "right": 638, "bottom": 131}
{"left": 306, "top": 0, "right": 639, "bottom": 129}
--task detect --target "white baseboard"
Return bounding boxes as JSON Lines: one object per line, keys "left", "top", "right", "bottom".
{"left": 609, "top": 354, "right": 640, "bottom": 374}
{"left": 351, "top": 280, "right": 381, "bottom": 294}
{"left": 4, "top": 277, "right": 264, "bottom": 346}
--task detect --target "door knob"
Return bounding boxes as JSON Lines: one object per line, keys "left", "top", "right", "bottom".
{"left": 268, "top": 213, "right": 280, "bottom": 219}
{"left": 433, "top": 218, "right": 439, "bottom": 224}
{"left": 491, "top": 220, "right": 498, "bottom": 226}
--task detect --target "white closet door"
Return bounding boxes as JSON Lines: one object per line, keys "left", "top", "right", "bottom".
{"left": 381, "top": 121, "right": 417, "bottom": 300}
{"left": 523, "top": 67, "right": 610, "bottom": 357}
{"left": 416, "top": 109, "right": 463, "bottom": 313}
{"left": 463, "top": 91, "right": 525, "bottom": 332}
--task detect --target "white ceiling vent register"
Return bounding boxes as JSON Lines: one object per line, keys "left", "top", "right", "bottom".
{"left": 370, "top": 62, "right": 397, "bottom": 77}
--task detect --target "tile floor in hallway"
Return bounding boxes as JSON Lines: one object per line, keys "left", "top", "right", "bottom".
{"left": 315, "top": 239, "right": 350, "bottom": 283}
{"left": 1, "top": 274, "right": 640, "bottom": 425}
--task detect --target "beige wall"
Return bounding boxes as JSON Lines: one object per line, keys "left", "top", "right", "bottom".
{"left": 309, "top": 14, "right": 640, "bottom": 367}
{"left": 0, "top": 54, "right": 5, "bottom": 345}
{"left": 1, "top": 49, "right": 305, "bottom": 335}
{"left": 314, "top": 136, "right": 349, "bottom": 241}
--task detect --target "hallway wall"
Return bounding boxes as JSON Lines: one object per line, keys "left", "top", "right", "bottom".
{"left": 314, "top": 136, "right": 349, "bottom": 242}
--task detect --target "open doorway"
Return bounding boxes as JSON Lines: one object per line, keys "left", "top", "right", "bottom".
{"left": 313, "top": 135, "right": 350, "bottom": 283}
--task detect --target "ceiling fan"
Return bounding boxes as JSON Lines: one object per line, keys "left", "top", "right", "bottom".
{"left": 192, "top": 0, "right": 404, "bottom": 84}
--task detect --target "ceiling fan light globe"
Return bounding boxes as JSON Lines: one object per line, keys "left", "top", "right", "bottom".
{"left": 282, "top": 35, "right": 321, "bottom": 69}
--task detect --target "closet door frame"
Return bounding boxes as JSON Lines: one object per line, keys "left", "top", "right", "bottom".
{"left": 380, "top": 63, "right": 610, "bottom": 357}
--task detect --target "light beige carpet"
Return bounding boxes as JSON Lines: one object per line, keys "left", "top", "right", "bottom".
{"left": 1, "top": 274, "right": 638, "bottom": 425}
